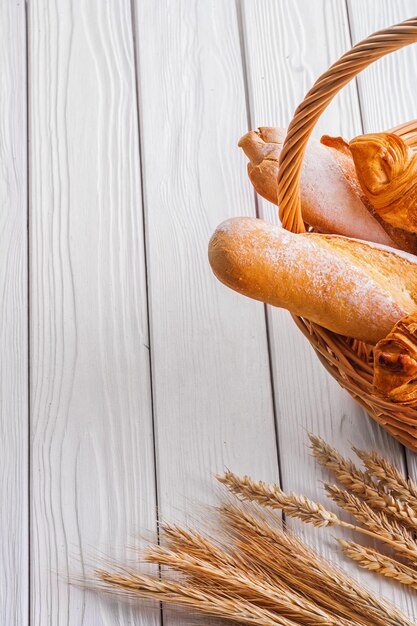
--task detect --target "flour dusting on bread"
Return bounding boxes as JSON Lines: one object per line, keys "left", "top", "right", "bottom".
{"left": 209, "top": 217, "right": 417, "bottom": 344}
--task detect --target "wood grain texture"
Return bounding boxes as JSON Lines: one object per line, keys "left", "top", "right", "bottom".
{"left": 348, "top": 0, "right": 417, "bottom": 132}
{"left": 0, "top": 1, "right": 28, "bottom": 624}
{"left": 241, "top": 0, "right": 414, "bottom": 615}
{"left": 133, "top": 0, "right": 280, "bottom": 623}
{"left": 29, "top": 1, "right": 159, "bottom": 624}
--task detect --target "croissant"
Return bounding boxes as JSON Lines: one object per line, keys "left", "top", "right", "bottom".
{"left": 374, "top": 315, "right": 417, "bottom": 406}
{"left": 349, "top": 132, "right": 417, "bottom": 236}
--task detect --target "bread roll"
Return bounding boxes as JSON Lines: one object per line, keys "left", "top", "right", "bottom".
{"left": 208, "top": 217, "right": 417, "bottom": 344}
{"left": 239, "top": 127, "right": 396, "bottom": 246}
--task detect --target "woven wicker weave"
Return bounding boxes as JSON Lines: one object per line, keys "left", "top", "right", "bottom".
{"left": 277, "top": 17, "right": 417, "bottom": 451}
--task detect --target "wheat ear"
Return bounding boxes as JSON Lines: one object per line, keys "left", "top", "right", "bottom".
{"left": 309, "top": 434, "right": 417, "bottom": 532}
{"left": 309, "top": 433, "right": 373, "bottom": 489}
{"left": 339, "top": 539, "right": 417, "bottom": 591}
{"left": 217, "top": 471, "right": 340, "bottom": 527}
{"left": 96, "top": 569, "right": 299, "bottom": 626}
{"left": 161, "top": 524, "right": 353, "bottom": 624}
{"left": 325, "top": 483, "right": 417, "bottom": 565}
{"left": 354, "top": 448, "right": 417, "bottom": 511}
{"left": 220, "top": 503, "right": 412, "bottom": 626}
{"left": 218, "top": 471, "right": 415, "bottom": 553}
{"left": 162, "top": 524, "right": 239, "bottom": 567}
{"left": 144, "top": 543, "right": 339, "bottom": 625}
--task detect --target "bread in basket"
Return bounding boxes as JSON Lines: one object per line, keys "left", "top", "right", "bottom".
{"left": 209, "top": 17, "right": 417, "bottom": 452}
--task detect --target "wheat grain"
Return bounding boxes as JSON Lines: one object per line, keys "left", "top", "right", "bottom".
{"left": 95, "top": 496, "right": 415, "bottom": 626}
{"left": 354, "top": 448, "right": 417, "bottom": 511}
{"left": 96, "top": 569, "right": 300, "bottom": 626}
{"left": 144, "top": 543, "right": 340, "bottom": 625}
{"left": 309, "top": 433, "right": 373, "bottom": 488}
{"left": 217, "top": 471, "right": 415, "bottom": 553}
{"left": 325, "top": 483, "right": 417, "bottom": 565}
{"left": 220, "top": 503, "right": 412, "bottom": 626}
{"left": 162, "top": 523, "right": 270, "bottom": 585}
{"left": 218, "top": 471, "right": 339, "bottom": 527}
{"left": 309, "top": 434, "right": 417, "bottom": 531}
{"left": 162, "top": 525, "right": 237, "bottom": 567}
{"left": 95, "top": 439, "right": 417, "bottom": 626}
{"left": 339, "top": 539, "right": 417, "bottom": 591}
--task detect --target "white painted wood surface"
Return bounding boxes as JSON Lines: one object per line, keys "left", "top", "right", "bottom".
{"left": 133, "top": 2, "right": 280, "bottom": 622}
{"left": 0, "top": 1, "right": 28, "bottom": 624}
{"left": 29, "top": 1, "right": 158, "bottom": 624}
{"left": 1, "top": 0, "right": 417, "bottom": 623}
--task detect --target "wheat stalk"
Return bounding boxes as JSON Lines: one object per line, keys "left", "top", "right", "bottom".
{"left": 217, "top": 471, "right": 414, "bottom": 552}
{"left": 325, "top": 483, "right": 417, "bottom": 565}
{"left": 162, "top": 524, "right": 243, "bottom": 569}
{"left": 217, "top": 471, "right": 340, "bottom": 527}
{"left": 95, "top": 491, "right": 415, "bottom": 626}
{"left": 339, "top": 539, "right": 417, "bottom": 591}
{"left": 220, "top": 502, "right": 412, "bottom": 626}
{"left": 309, "top": 434, "right": 417, "bottom": 532}
{"left": 161, "top": 523, "right": 347, "bottom": 623}
{"left": 144, "top": 543, "right": 340, "bottom": 625}
{"left": 354, "top": 448, "right": 417, "bottom": 512}
{"left": 96, "top": 569, "right": 300, "bottom": 626}
{"left": 96, "top": 437, "right": 417, "bottom": 626}
{"left": 162, "top": 523, "right": 273, "bottom": 586}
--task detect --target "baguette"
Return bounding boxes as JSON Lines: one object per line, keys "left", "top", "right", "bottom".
{"left": 239, "top": 127, "right": 396, "bottom": 246}
{"left": 208, "top": 217, "right": 417, "bottom": 344}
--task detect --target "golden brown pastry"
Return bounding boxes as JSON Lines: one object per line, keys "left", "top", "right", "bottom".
{"left": 325, "top": 134, "right": 417, "bottom": 254}
{"left": 349, "top": 132, "right": 417, "bottom": 236}
{"left": 374, "top": 315, "right": 417, "bottom": 405}
{"left": 208, "top": 217, "right": 417, "bottom": 345}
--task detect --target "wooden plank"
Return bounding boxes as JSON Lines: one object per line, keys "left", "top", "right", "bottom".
{"left": 132, "top": 0, "right": 279, "bottom": 623}
{"left": 241, "top": 0, "right": 414, "bottom": 615}
{"left": 347, "top": 3, "right": 417, "bottom": 619}
{"left": 0, "top": 1, "right": 28, "bottom": 624}
{"left": 29, "top": 1, "right": 159, "bottom": 624}
{"left": 348, "top": 0, "right": 417, "bottom": 132}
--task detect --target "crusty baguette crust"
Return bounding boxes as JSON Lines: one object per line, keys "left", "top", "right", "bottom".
{"left": 208, "top": 217, "right": 417, "bottom": 344}
{"left": 239, "top": 128, "right": 396, "bottom": 247}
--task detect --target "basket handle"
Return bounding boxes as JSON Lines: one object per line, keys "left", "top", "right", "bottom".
{"left": 278, "top": 17, "right": 417, "bottom": 233}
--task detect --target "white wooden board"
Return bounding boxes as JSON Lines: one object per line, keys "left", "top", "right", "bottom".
{"left": 0, "top": 1, "right": 28, "bottom": 624}
{"left": 133, "top": 0, "right": 280, "bottom": 623}
{"left": 29, "top": 1, "right": 159, "bottom": 624}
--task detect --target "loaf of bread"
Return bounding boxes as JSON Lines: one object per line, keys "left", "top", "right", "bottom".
{"left": 349, "top": 132, "right": 417, "bottom": 235}
{"left": 208, "top": 217, "right": 417, "bottom": 344}
{"left": 239, "top": 127, "right": 396, "bottom": 246}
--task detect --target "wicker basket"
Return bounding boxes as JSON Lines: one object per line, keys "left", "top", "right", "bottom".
{"left": 277, "top": 17, "right": 417, "bottom": 451}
